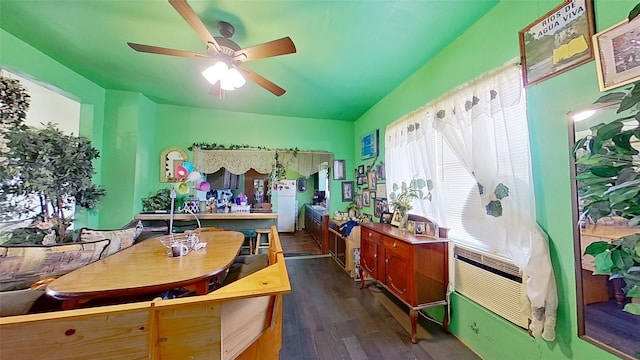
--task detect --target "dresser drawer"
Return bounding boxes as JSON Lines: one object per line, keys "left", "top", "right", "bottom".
{"left": 383, "top": 236, "right": 411, "bottom": 257}
{"left": 362, "top": 229, "right": 382, "bottom": 242}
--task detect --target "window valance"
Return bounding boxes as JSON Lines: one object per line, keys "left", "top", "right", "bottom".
{"left": 192, "top": 147, "right": 333, "bottom": 177}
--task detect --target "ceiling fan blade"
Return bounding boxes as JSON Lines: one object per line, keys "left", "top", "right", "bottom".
{"left": 238, "top": 66, "right": 286, "bottom": 96}
{"left": 127, "top": 42, "right": 208, "bottom": 59}
{"left": 168, "top": 0, "right": 222, "bottom": 52}
{"left": 234, "top": 37, "right": 296, "bottom": 62}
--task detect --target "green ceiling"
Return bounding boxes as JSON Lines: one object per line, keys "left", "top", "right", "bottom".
{"left": 0, "top": 0, "right": 498, "bottom": 121}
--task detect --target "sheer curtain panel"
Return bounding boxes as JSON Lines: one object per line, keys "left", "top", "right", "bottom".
{"left": 385, "top": 64, "right": 557, "bottom": 341}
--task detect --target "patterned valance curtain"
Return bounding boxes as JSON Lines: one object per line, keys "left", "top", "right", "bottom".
{"left": 279, "top": 151, "right": 333, "bottom": 177}
{"left": 385, "top": 64, "right": 557, "bottom": 341}
{"left": 192, "top": 147, "right": 332, "bottom": 177}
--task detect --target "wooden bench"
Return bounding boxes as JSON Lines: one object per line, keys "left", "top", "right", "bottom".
{"left": 0, "top": 226, "right": 290, "bottom": 360}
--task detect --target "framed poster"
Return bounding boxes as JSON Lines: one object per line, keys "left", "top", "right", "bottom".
{"left": 341, "top": 181, "right": 354, "bottom": 202}
{"left": 519, "top": 0, "right": 595, "bottom": 87}
{"left": 363, "top": 190, "right": 371, "bottom": 207}
{"left": 333, "top": 160, "right": 346, "bottom": 180}
{"left": 367, "top": 171, "right": 377, "bottom": 189}
{"left": 593, "top": 17, "right": 640, "bottom": 91}
{"left": 376, "top": 162, "right": 386, "bottom": 180}
{"left": 361, "top": 129, "right": 379, "bottom": 159}
{"left": 375, "top": 183, "right": 387, "bottom": 198}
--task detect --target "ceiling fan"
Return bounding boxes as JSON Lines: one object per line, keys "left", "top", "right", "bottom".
{"left": 127, "top": 0, "right": 296, "bottom": 96}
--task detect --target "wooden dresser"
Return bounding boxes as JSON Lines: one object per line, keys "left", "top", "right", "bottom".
{"left": 359, "top": 223, "right": 449, "bottom": 343}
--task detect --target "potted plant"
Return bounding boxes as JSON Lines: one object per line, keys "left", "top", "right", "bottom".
{"left": 574, "top": 81, "right": 640, "bottom": 315}
{"left": 388, "top": 176, "right": 432, "bottom": 230}
{"left": 142, "top": 188, "right": 173, "bottom": 212}
{"left": 0, "top": 76, "right": 106, "bottom": 244}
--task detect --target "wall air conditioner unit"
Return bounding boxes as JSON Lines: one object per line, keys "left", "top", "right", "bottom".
{"left": 453, "top": 245, "right": 529, "bottom": 329}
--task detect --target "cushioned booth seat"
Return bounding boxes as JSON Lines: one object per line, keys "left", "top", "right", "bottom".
{"left": 79, "top": 222, "right": 143, "bottom": 257}
{"left": 0, "top": 239, "right": 111, "bottom": 292}
{"left": 222, "top": 253, "right": 269, "bottom": 286}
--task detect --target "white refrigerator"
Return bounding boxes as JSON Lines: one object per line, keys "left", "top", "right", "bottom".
{"left": 273, "top": 179, "right": 297, "bottom": 233}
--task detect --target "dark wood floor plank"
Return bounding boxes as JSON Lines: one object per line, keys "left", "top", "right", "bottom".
{"left": 281, "top": 256, "right": 480, "bottom": 360}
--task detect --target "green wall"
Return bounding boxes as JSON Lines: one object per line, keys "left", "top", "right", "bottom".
{"left": 354, "top": 1, "right": 636, "bottom": 359}
{"left": 0, "top": 28, "right": 106, "bottom": 229}
{"left": 2, "top": 1, "right": 637, "bottom": 358}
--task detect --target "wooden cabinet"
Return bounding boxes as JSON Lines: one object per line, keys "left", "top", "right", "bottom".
{"left": 304, "top": 205, "right": 328, "bottom": 253}
{"left": 208, "top": 168, "right": 239, "bottom": 189}
{"left": 328, "top": 220, "right": 360, "bottom": 276}
{"left": 243, "top": 169, "right": 268, "bottom": 204}
{"left": 360, "top": 223, "right": 449, "bottom": 343}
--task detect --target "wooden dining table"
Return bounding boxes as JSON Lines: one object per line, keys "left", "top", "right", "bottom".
{"left": 46, "top": 230, "right": 244, "bottom": 309}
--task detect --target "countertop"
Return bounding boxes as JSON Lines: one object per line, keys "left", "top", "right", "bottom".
{"left": 134, "top": 212, "right": 278, "bottom": 220}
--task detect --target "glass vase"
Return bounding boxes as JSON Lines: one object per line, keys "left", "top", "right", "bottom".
{"left": 398, "top": 211, "right": 409, "bottom": 231}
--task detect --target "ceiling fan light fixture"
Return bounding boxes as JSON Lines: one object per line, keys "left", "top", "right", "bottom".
{"left": 202, "top": 61, "right": 228, "bottom": 85}
{"left": 228, "top": 67, "right": 246, "bottom": 88}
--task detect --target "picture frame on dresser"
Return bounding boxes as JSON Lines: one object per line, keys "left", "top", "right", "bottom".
{"left": 407, "top": 220, "right": 416, "bottom": 234}
{"left": 374, "top": 199, "right": 388, "bottom": 218}
{"left": 390, "top": 210, "right": 401, "bottom": 227}
{"left": 380, "top": 211, "right": 393, "bottom": 224}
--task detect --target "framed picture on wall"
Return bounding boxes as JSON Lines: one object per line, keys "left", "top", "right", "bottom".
{"left": 341, "top": 181, "right": 354, "bottom": 202}
{"left": 518, "top": 0, "right": 595, "bottom": 87}
{"left": 376, "top": 183, "right": 387, "bottom": 198}
{"left": 593, "top": 17, "right": 640, "bottom": 91}
{"left": 333, "top": 160, "right": 346, "bottom": 180}
{"left": 363, "top": 190, "right": 371, "bottom": 207}
{"left": 355, "top": 194, "right": 363, "bottom": 209}
{"left": 367, "top": 171, "right": 377, "bottom": 189}
{"left": 376, "top": 162, "right": 386, "bottom": 180}
{"left": 361, "top": 129, "right": 379, "bottom": 159}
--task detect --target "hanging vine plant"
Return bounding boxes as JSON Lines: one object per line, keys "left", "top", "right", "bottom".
{"left": 188, "top": 142, "right": 301, "bottom": 156}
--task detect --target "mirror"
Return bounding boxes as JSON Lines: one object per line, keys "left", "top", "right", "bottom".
{"left": 160, "top": 147, "right": 188, "bottom": 182}
{"left": 569, "top": 100, "right": 640, "bottom": 359}
{"left": 297, "top": 177, "right": 307, "bottom": 192}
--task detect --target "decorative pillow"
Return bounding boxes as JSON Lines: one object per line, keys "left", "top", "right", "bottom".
{"left": 79, "top": 221, "right": 143, "bottom": 258}
{"left": 0, "top": 238, "right": 111, "bottom": 291}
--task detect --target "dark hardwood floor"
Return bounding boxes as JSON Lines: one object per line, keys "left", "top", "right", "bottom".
{"left": 281, "top": 257, "right": 480, "bottom": 360}
{"left": 279, "top": 230, "right": 323, "bottom": 256}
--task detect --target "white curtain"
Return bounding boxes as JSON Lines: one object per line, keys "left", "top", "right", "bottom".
{"left": 385, "top": 64, "right": 557, "bottom": 341}
{"left": 385, "top": 108, "right": 445, "bottom": 223}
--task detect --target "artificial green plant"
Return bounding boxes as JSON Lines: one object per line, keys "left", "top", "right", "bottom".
{"left": 574, "top": 81, "right": 640, "bottom": 315}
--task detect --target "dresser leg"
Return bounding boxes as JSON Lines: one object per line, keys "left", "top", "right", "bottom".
{"left": 410, "top": 309, "right": 418, "bottom": 343}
